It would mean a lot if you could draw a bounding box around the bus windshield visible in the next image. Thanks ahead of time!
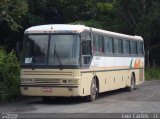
[22,34,80,67]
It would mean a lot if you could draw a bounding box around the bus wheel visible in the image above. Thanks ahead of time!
[127,74,135,92]
[86,78,98,102]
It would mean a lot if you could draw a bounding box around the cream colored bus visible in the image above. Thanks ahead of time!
[20,24,144,102]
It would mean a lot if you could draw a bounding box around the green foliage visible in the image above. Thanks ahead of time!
[0,0,160,67]
[145,68,160,80]
[0,0,28,31]
[0,47,20,102]
[97,3,114,12]
[72,20,105,29]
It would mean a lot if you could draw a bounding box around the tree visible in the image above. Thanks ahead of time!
[0,0,28,31]
[0,0,160,67]
[0,0,28,50]
[113,0,160,67]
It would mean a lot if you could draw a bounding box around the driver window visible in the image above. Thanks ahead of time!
[81,32,92,65]
[82,40,91,55]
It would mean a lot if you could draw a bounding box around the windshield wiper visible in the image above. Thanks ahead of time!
[54,44,63,70]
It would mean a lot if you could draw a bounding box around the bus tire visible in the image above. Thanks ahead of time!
[85,78,98,102]
[127,74,135,92]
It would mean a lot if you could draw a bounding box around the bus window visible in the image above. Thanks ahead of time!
[48,35,80,66]
[140,42,144,54]
[93,35,104,53]
[114,39,123,54]
[81,32,91,40]
[22,35,49,65]
[93,35,99,52]
[82,40,92,65]
[137,42,144,55]
[98,35,104,53]
[123,40,130,54]
[104,37,113,54]
[130,41,137,54]
[82,40,91,55]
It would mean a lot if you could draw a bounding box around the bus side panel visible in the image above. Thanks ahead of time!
[80,72,94,96]
[80,56,144,96]
[80,70,130,95]
[96,70,129,93]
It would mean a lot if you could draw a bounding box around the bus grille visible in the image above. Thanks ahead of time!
[23,71,73,76]
[34,78,60,84]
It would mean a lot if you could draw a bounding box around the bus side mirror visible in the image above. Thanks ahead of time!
[16,42,22,58]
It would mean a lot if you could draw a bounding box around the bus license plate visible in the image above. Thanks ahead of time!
[42,87,52,92]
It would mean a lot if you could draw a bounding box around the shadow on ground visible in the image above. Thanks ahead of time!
[28,87,136,105]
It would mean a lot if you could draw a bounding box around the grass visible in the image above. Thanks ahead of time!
[145,68,160,80]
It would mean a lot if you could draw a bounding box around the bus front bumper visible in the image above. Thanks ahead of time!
[20,85,80,97]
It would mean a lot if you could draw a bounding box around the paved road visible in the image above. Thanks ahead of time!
[0,80,160,118]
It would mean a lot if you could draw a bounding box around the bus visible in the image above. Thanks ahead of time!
[20,24,144,102]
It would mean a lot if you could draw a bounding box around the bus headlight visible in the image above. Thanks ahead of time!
[62,80,67,84]
[68,80,78,84]
[62,79,78,84]
[21,79,33,84]
[68,80,74,84]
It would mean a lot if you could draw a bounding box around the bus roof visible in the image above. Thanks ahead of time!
[25,24,143,41]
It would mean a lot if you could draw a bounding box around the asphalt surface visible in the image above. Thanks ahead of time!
[0,80,160,118]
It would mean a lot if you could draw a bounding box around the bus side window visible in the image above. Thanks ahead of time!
[130,40,137,54]
[104,37,113,54]
[141,42,144,54]
[93,35,98,52]
[123,40,130,54]
[93,34,104,53]
[137,41,144,55]
[82,40,91,55]
[82,40,91,65]
[98,35,104,53]
[114,39,123,54]
[81,32,92,65]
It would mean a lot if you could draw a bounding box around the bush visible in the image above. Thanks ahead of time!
[0,47,20,102]
[145,68,160,80]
